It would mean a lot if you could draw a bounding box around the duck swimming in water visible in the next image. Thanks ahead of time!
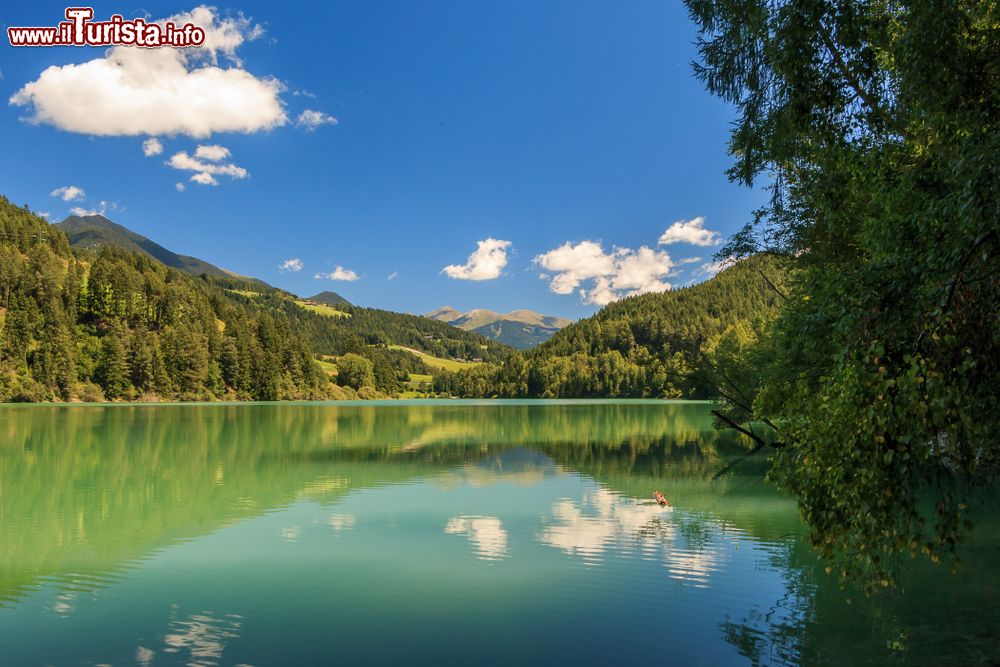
[653,490,669,508]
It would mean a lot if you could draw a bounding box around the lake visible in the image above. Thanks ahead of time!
[1,400,997,665]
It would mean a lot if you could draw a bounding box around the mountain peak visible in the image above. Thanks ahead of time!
[426,306,463,322]
[424,306,573,348]
[305,291,352,307]
[55,214,233,279]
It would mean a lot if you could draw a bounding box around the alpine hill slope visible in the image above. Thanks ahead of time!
[426,306,573,349]
[58,214,224,277]
[0,199,509,402]
[432,254,788,398]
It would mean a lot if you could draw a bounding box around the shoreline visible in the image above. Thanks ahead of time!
[0,397,715,408]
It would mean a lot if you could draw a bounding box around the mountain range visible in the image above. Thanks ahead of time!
[425,306,573,349]
[55,214,566,349]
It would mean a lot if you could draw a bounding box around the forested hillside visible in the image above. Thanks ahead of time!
[56,214,233,279]
[0,198,507,401]
[434,254,788,397]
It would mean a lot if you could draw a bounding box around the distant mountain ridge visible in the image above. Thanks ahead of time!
[306,291,351,307]
[426,306,572,349]
[55,214,268,286]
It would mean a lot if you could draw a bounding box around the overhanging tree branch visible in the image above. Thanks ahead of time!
[816,24,904,137]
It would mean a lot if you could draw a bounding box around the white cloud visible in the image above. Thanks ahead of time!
[297,109,338,131]
[279,258,303,273]
[38,211,51,219]
[442,238,512,281]
[387,271,399,281]
[194,144,230,161]
[175,182,186,192]
[314,266,358,281]
[142,137,163,156]
[167,148,247,185]
[9,7,286,138]
[535,241,673,305]
[658,216,722,247]
[189,172,218,186]
[69,200,118,217]
[50,185,85,201]
[533,241,614,295]
[693,258,735,278]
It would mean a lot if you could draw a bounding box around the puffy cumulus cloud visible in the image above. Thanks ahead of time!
[442,238,512,281]
[38,211,51,219]
[50,185,85,201]
[658,216,722,247]
[297,109,338,131]
[167,148,247,185]
[189,172,218,186]
[314,266,358,281]
[532,241,614,295]
[535,241,673,306]
[279,258,303,273]
[9,7,286,138]
[194,144,230,161]
[175,182,186,192]
[142,137,163,156]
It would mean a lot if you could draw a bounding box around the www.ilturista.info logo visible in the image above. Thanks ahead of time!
[8,7,206,47]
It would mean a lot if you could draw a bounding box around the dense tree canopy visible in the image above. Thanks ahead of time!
[436,255,788,399]
[0,198,507,402]
[685,0,999,590]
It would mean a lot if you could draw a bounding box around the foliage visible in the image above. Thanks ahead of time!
[0,198,350,401]
[436,255,788,398]
[335,353,375,390]
[0,199,512,401]
[686,0,1000,590]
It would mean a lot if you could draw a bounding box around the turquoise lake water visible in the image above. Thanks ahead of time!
[1,401,997,665]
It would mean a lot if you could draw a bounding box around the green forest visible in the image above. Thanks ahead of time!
[433,254,788,399]
[0,197,510,402]
[676,0,999,591]
[1,194,786,404]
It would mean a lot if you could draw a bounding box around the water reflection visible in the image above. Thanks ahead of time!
[538,488,726,588]
[0,402,996,665]
[328,513,356,532]
[540,489,668,565]
[444,516,509,561]
[162,609,244,667]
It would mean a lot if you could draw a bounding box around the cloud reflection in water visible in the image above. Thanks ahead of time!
[539,487,721,587]
[444,516,509,562]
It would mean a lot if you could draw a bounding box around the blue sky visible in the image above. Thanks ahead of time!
[0,1,762,319]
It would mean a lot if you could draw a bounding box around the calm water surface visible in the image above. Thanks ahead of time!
[1,401,997,666]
